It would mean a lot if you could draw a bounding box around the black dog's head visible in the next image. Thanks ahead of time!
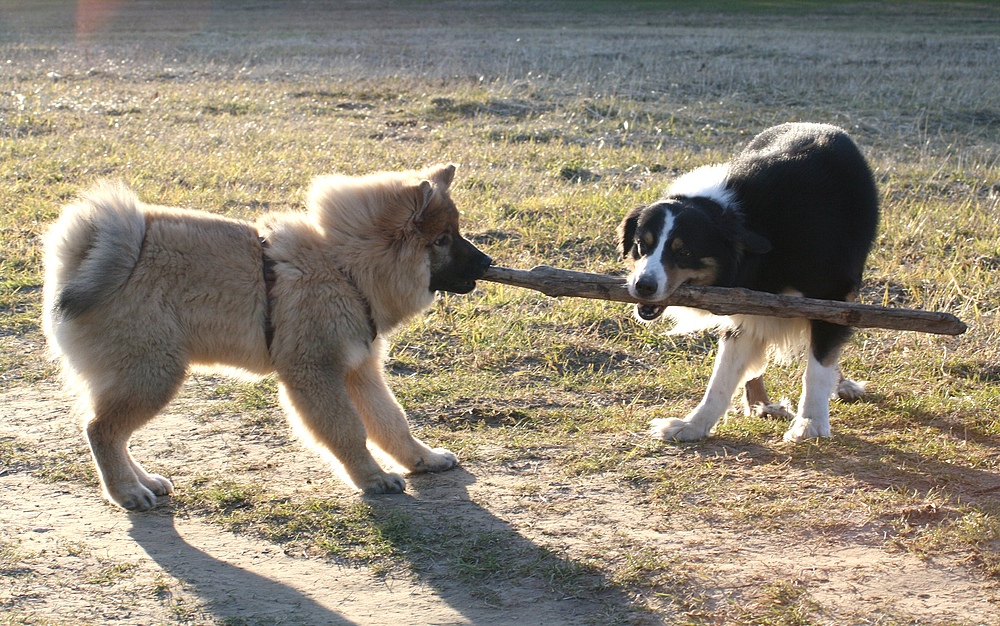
[618,196,771,320]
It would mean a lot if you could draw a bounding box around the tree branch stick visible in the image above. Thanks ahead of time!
[481,265,967,336]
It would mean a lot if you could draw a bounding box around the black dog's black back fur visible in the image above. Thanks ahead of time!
[727,123,879,301]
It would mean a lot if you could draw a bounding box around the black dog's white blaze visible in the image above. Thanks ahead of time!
[627,206,674,320]
[624,164,745,320]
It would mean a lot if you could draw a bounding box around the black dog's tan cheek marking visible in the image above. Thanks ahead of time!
[666,261,719,288]
[694,268,719,285]
[690,258,720,284]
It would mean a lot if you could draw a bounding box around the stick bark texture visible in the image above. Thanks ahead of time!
[481,265,967,336]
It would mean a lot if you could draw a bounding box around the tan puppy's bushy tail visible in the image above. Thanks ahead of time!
[43,181,146,330]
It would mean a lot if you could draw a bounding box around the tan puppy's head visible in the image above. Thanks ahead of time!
[406,164,493,294]
[307,163,491,299]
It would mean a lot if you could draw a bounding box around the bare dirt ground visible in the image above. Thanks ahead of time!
[2,378,997,625]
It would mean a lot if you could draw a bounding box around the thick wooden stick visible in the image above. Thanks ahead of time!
[481,265,967,336]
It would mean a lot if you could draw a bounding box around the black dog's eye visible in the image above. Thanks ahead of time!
[636,233,655,256]
[433,233,452,248]
[674,248,692,260]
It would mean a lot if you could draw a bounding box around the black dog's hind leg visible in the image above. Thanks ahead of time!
[784,321,853,442]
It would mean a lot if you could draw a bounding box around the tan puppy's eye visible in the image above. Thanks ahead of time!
[433,233,452,248]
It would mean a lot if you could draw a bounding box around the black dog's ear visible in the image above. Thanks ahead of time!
[618,206,644,259]
[734,227,772,255]
[721,211,772,255]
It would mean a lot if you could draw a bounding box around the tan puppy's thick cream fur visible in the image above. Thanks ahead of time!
[43,165,491,511]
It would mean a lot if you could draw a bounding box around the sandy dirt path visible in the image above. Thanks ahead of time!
[2,382,997,624]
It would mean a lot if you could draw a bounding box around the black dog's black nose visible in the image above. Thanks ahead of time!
[634,276,658,298]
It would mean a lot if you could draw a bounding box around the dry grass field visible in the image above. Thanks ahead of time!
[1,1,999,624]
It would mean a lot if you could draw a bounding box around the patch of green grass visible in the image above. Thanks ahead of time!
[0,614,56,626]
[731,580,819,626]
[176,478,414,565]
[0,435,96,485]
[213,378,279,413]
[88,560,138,586]
[0,334,57,384]
[0,539,31,577]
[209,378,287,436]
[899,503,1000,577]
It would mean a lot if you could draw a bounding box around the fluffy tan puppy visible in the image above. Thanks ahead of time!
[43,164,491,511]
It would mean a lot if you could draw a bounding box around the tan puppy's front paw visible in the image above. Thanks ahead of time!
[410,447,458,473]
[137,472,174,497]
[359,472,406,495]
[106,482,160,511]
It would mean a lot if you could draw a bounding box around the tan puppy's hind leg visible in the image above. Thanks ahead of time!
[743,375,770,415]
[86,372,181,511]
[743,375,795,420]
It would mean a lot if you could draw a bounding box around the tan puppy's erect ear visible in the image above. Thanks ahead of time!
[411,164,456,226]
[409,179,437,229]
[416,180,434,216]
[424,163,456,190]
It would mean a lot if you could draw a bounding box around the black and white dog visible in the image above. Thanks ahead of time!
[619,123,879,442]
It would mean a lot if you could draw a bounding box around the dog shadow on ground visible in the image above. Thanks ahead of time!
[814,393,1000,507]
[128,512,358,626]
[127,466,641,625]
[694,392,1000,522]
